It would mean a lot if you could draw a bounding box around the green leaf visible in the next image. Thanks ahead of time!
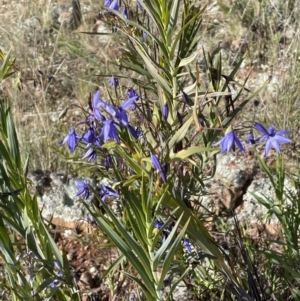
[123,272,157,301]
[171,146,217,160]
[157,217,190,289]
[178,52,198,69]
[153,213,185,270]
[134,44,172,96]
[85,203,157,297]
[168,116,193,150]
[166,0,180,45]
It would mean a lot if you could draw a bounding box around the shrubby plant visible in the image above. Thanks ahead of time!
[59,0,292,300]
[0,1,296,301]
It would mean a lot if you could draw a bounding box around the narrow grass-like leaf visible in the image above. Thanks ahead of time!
[157,217,190,289]
[168,116,193,150]
[166,0,180,45]
[171,146,217,159]
[86,206,157,298]
[153,213,184,270]
[123,272,157,301]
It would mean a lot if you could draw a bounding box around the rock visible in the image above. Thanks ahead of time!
[229,177,296,225]
[199,153,259,215]
[29,170,95,230]
[20,16,43,44]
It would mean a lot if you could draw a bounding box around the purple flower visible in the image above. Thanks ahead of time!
[103,119,120,144]
[254,122,291,157]
[82,127,96,144]
[49,279,60,289]
[105,154,112,171]
[104,0,111,6]
[98,184,119,202]
[214,130,246,153]
[54,260,61,271]
[182,91,193,106]
[246,132,255,145]
[183,239,192,254]
[163,104,169,120]
[214,130,245,153]
[101,101,118,117]
[60,128,80,153]
[137,2,143,11]
[75,179,90,200]
[127,88,139,100]
[89,91,105,121]
[154,219,164,229]
[115,95,139,126]
[122,95,138,110]
[82,147,97,162]
[122,7,128,19]
[109,0,119,10]
[109,77,119,87]
[150,153,167,183]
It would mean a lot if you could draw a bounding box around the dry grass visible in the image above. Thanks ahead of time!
[1,0,300,171]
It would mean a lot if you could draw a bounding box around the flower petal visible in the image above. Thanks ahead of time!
[122,96,138,110]
[264,139,272,157]
[254,122,269,135]
[234,136,245,153]
[93,91,101,108]
[270,137,281,153]
[274,135,292,144]
[268,125,276,136]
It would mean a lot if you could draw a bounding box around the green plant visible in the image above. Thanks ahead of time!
[0,50,79,300]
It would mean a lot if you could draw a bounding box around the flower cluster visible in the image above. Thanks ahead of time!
[215,122,291,157]
[75,179,119,202]
[60,87,139,162]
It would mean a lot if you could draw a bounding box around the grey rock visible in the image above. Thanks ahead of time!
[20,16,43,44]
[28,170,95,228]
[199,153,259,214]
[230,177,296,225]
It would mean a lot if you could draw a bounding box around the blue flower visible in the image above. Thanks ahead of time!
[154,219,164,229]
[98,184,119,202]
[103,119,120,144]
[60,128,80,153]
[109,0,119,10]
[150,153,167,183]
[182,91,193,106]
[82,147,97,162]
[82,127,96,144]
[246,131,256,145]
[49,279,60,289]
[109,77,119,87]
[122,7,128,19]
[183,239,192,254]
[105,154,112,171]
[75,179,90,200]
[137,1,143,11]
[254,122,291,157]
[115,95,139,126]
[127,88,139,100]
[104,0,111,6]
[215,130,245,153]
[89,91,105,122]
[163,104,169,121]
